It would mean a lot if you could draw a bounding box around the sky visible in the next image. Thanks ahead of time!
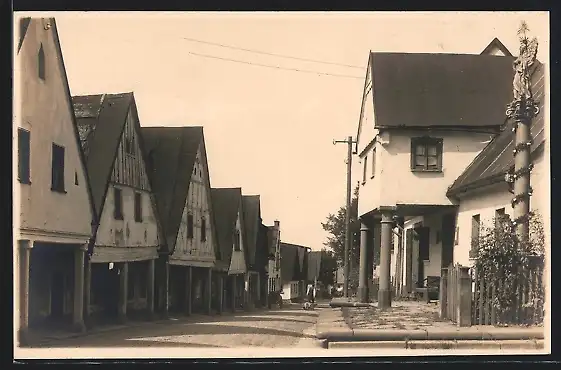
[32,11,549,250]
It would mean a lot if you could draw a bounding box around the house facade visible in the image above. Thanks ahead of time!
[142,126,220,317]
[211,188,249,311]
[354,45,517,305]
[242,195,267,309]
[266,221,282,296]
[279,242,310,301]
[447,61,546,267]
[15,17,96,342]
[72,92,160,324]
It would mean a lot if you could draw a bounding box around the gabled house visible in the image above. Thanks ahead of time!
[266,221,282,298]
[242,195,266,309]
[447,60,546,267]
[279,242,310,301]
[256,222,272,307]
[211,188,249,311]
[142,126,220,316]
[71,92,161,324]
[15,17,96,343]
[307,251,322,285]
[354,43,517,306]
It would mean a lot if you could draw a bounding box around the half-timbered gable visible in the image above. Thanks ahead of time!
[141,126,219,267]
[72,93,160,262]
[211,188,248,275]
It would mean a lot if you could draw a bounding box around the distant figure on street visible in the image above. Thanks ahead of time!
[306,284,315,304]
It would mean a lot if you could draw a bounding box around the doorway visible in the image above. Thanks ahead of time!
[416,227,430,287]
[50,272,65,319]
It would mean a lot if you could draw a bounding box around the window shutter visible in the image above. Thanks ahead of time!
[51,144,65,192]
[18,129,30,183]
[410,139,416,170]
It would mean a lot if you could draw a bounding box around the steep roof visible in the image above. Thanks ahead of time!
[447,61,546,197]
[280,243,300,284]
[72,92,135,217]
[140,126,206,255]
[211,188,244,268]
[368,52,515,129]
[254,223,270,273]
[480,37,513,57]
[17,17,31,52]
[307,251,322,281]
[242,195,261,269]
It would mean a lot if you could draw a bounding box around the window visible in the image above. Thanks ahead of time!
[125,136,134,155]
[201,217,207,241]
[18,128,31,184]
[234,230,241,251]
[411,137,443,172]
[187,214,194,239]
[371,149,376,178]
[495,208,509,231]
[74,171,79,185]
[362,155,368,183]
[134,192,142,222]
[38,44,45,80]
[51,144,65,192]
[114,188,123,220]
[469,214,481,258]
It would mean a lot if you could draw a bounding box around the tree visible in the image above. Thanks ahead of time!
[321,184,361,285]
[318,249,338,287]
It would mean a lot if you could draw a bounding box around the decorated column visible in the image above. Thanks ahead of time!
[505,21,540,244]
[358,220,370,303]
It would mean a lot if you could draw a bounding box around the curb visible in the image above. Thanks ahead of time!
[327,339,545,350]
[317,328,545,342]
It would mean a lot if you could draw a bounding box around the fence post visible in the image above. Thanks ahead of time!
[457,266,472,327]
[440,267,448,319]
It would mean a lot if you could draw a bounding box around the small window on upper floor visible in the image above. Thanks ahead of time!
[187,214,194,239]
[74,171,79,185]
[411,137,443,172]
[18,128,31,184]
[51,144,65,193]
[371,149,376,178]
[38,44,46,81]
[362,154,368,184]
[114,187,124,220]
[134,192,143,222]
[125,136,135,156]
[201,217,207,242]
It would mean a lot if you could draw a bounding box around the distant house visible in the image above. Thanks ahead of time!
[447,61,546,267]
[142,126,220,316]
[72,92,161,324]
[266,221,282,296]
[211,188,249,311]
[15,17,96,341]
[307,251,322,285]
[242,195,267,309]
[279,243,310,301]
[354,39,517,299]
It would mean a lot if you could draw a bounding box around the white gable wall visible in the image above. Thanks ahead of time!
[229,209,247,274]
[172,145,216,266]
[15,18,93,244]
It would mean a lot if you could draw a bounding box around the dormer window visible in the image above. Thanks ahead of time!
[38,44,46,80]
[411,137,443,172]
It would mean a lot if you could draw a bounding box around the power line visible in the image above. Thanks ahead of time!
[181,36,364,70]
[187,51,364,80]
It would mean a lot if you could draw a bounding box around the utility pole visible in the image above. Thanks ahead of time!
[333,136,356,298]
[505,21,539,244]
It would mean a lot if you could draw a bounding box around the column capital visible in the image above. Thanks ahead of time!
[19,240,34,250]
[79,244,89,252]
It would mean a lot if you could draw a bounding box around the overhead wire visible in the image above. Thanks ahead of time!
[186,51,364,80]
[181,36,364,69]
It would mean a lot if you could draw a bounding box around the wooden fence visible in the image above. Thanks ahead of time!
[470,256,545,326]
[440,257,545,327]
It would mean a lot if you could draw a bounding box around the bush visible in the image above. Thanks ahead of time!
[473,211,545,324]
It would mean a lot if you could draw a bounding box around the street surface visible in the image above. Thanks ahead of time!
[31,304,321,348]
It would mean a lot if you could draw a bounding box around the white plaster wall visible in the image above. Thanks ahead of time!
[360,130,493,215]
[172,147,215,262]
[15,18,93,241]
[454,151,546,267]
[229,210,247,274]
[95,185,159,247]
